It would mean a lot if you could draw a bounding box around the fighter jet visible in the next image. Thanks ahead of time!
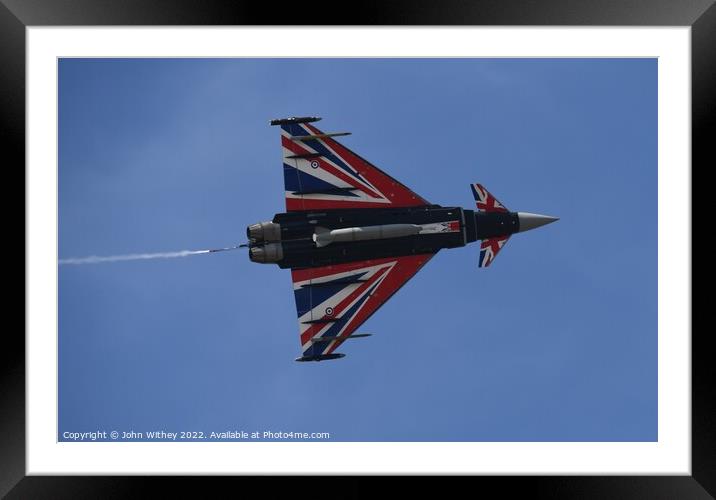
[248,117,558,362]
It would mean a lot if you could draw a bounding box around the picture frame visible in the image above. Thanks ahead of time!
[6,0,711,496]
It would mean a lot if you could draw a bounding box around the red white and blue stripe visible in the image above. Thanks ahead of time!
[478,235,510,268]
[281,122,429,211]
[291,255,433,358]
[471,183,508,213]
[471,183,511,267]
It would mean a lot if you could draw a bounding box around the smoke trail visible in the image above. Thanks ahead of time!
[59,248,234,265]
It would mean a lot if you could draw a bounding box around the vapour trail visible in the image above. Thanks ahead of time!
[59,246,239,265]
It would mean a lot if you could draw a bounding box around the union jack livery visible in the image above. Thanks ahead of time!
[291,256,432,361]
[471,183,508,213]
[479,236,510,268]
[247,117,558,362]
[471,183,511,267]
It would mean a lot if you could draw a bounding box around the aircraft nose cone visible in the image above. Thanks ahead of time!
[517,212,559,233]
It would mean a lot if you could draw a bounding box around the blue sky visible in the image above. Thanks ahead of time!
[58,58,657,441]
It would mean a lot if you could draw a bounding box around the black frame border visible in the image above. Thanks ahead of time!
[6,1,713,497]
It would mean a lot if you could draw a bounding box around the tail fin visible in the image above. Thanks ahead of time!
[471,183,509,213]
[471,183,510,267]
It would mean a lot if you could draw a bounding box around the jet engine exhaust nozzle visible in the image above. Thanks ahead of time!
[247,221,281,243]
[249,243,283,263]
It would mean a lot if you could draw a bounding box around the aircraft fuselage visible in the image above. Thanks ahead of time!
[247,205,520,269]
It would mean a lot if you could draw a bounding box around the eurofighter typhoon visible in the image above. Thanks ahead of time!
[248,117,558,362]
